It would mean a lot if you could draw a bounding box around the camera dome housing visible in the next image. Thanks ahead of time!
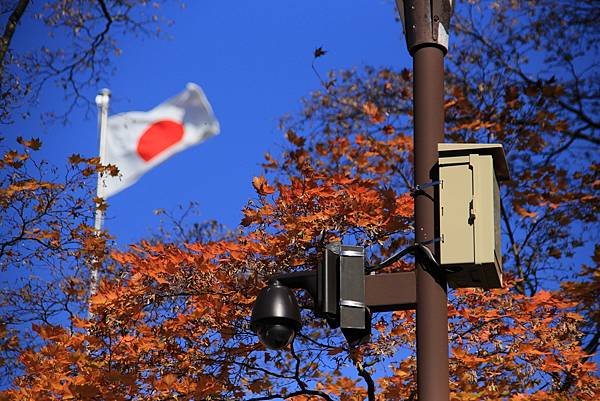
[250,284,301,349]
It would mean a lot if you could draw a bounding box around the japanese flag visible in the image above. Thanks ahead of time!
[99,83,220,198]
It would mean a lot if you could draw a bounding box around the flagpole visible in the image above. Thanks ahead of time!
[89,88,111,310]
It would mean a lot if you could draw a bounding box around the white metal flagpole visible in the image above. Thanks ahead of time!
[89,88,111,307]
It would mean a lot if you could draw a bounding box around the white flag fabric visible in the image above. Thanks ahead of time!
[99,83,220,198]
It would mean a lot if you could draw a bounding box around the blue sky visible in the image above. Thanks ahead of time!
[7,0,411,246]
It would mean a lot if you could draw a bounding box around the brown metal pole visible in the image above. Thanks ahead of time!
[396,1,452,397]
[413,46,449,400]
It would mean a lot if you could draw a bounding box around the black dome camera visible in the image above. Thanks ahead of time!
[250,283,301,350]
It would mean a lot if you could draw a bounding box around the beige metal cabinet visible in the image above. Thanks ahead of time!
[437,144,510,289]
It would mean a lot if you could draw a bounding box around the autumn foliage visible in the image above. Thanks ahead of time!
[1,0,599,400]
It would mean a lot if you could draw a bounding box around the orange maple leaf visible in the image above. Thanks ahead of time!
[515,205,537,219]
[285,129,305,147]
[17,136,42,150]
[362,101,385,124]
[252,176,275,196]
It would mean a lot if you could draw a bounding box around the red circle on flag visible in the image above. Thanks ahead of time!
[136,120,185,162]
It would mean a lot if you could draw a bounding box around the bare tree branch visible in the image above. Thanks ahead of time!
[0,0,29,75]
[354,359,376,401]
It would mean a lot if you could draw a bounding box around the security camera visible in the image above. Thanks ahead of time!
[250,283,302,350]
